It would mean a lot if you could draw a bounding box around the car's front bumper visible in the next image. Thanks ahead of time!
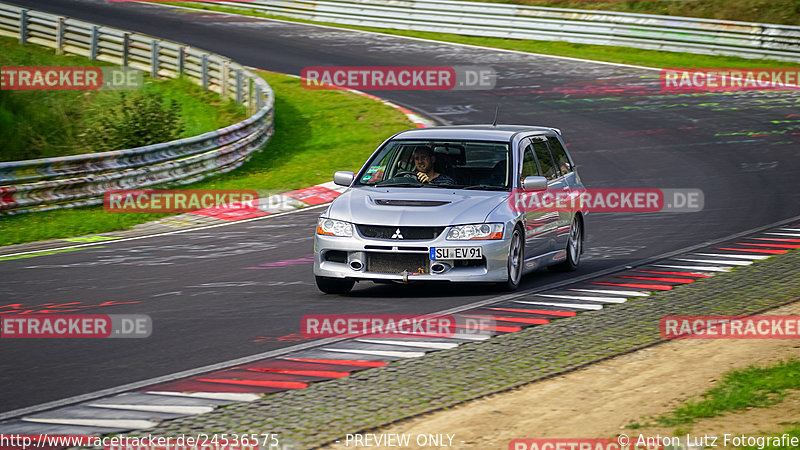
[313,231,511,283]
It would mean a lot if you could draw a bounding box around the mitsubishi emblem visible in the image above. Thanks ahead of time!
[391,228,404,239]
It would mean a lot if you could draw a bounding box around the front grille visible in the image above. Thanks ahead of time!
[356,225,444,240]
[366,253,429,274]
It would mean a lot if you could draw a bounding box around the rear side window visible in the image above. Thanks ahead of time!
[548,136,573,174]
[531,137,559,180]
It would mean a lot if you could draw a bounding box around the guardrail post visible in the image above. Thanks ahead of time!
[90,26,99,60]
[55,18,65,55]
[236,69,243,104]
[19,10,27,44]
[178,47,185,75]
[221,61,229,98]
[151,40,160,78]
[255,84,263,110]
[122,33,130,67]
[201,54,209,90]
[248,77,255,115]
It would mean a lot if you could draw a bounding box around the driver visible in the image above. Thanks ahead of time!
[412,146,455,186]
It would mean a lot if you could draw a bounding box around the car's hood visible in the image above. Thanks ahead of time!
[326,187,509,226]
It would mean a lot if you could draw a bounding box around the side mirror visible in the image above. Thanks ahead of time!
[521,176,548,191]
[333,171,354,187]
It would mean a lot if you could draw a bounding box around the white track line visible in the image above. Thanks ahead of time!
[355,339,458,350]
[87,404,214,415]
[321,348,427,358]
[764,232,800,237]
[673,258,753,266]
[569,289,650,297]
[145,391,260,402]
[653,264,730,272]
[514,300,603,310]
[21,418,156,429]
[536,294,627,304]
[692,253,769,260]
[447,333,491,341]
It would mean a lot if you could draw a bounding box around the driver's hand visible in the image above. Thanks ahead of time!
[416,172,430,183]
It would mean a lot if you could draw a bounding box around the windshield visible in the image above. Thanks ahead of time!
[356,139,511,190]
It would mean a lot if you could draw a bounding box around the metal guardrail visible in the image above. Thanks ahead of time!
[0,2,275,214]
[223,0,800,62]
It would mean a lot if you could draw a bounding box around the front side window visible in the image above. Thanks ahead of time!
[355,139,511,190]
[520,139,541,182]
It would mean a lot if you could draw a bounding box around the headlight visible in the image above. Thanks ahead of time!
[446,223,504,240]
[317,218,354,237]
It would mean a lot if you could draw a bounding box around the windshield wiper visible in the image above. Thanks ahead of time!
[375,182,423,187]
[461,185,509,191]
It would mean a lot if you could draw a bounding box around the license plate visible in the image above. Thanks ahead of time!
[429,247,483,260]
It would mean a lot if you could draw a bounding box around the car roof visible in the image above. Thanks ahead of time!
[391,125,559,141]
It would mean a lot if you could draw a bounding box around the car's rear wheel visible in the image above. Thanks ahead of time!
[315,276,355,295]
[499,226,523,291]
[550,216,582,272]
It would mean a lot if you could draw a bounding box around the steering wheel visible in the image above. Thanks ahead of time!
[395,171,418,178]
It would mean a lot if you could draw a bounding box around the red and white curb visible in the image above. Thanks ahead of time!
[1,223,798,438]
[184,181,348,223]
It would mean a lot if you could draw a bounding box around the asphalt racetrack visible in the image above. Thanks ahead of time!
[1,0,799,415]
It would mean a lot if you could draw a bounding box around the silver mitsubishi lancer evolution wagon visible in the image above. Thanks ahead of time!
[313,125,586,294]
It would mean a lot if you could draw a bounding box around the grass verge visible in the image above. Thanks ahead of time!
[627,359,800,432]
[463,0,800,27]
[0,35,245,161]
[0,71,413,246]
[159,3,798,69]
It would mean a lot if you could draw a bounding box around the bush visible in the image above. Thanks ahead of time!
[86,91,184,151]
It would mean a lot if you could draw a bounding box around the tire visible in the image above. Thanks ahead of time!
[315,276,355,295]
[549,216,582,272]
[499,226,524,291]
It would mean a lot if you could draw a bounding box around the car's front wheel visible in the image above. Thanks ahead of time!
[315,276,355,295]
[550,216,582,272]
[499,226,524,291]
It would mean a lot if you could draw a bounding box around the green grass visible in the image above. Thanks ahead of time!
[162,3,799,69]
[628,359,800,431]
[744,425,800,449]
[471,0,800,27]
[176,71,412,191]
[0,71,413,246]
[0,35,245,161]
